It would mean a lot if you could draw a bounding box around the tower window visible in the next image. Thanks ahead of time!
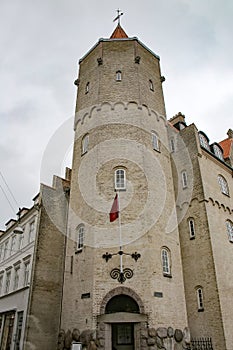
[181,171,188,189]
[81,134,89,155]
[196,287,204,311]
[116,70,122,81]
[76,224,85,251]
[115,169,126,190]
[188,218,195,239]
[152,132,159,151]
[85,82,90,94]
[161,247,171,276]
[226,220,233,242]
[149,79,154,91]
[170,138,175,152]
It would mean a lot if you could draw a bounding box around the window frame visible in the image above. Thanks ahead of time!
[213,144,224,160]
[13,265,20,291]
[181,171,188,189]
[76,224,85,251]
[114,169,126,191]
[218,175,229,196]
[196,287,204,311]
[161,247,171,277]
[188,218,195,239]
[226,220,233,243]
[10,235,17,255]
[152,132,159,151]
[81,134,89,155]
[199,132,210,150]
[149,79,154,91]
[85,82,90,94]
[5,270,11,294]
[28,221,35,244]
[24,261,30,287]
[116,70,122,81]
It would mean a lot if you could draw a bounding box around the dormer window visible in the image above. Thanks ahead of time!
[212,144,224,161]
[116,71,122,81]
[199,132,210,150]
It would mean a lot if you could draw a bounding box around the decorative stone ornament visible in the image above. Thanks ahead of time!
[174,329,183,342]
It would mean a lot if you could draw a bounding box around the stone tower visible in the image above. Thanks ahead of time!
[60,24,188,350]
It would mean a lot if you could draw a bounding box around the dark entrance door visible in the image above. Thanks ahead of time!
[112,323,134,350]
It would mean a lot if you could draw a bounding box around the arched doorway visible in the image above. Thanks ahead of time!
[98,287,147,350]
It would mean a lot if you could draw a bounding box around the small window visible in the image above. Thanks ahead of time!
[24,261,30,286]
[149,79,154,91]
[116,70,122,81]
[213,144,223,160]
[5,270,11,294]
[170,138,175,152]
[76,225,85,251]
[181,171,188,189]
[199,132,210,150]
[188,218,195,239]
[115,169,126,190]
[218,175,229,196]
[152,132,159,151]
[161,248,171,276]
[196,287,204,311]
[226,220,233,242]
[85,82,90,94]
[82,134,89,155]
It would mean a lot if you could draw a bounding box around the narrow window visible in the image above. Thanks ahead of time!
[76,225,85,251]
[5,270,11,294]
[115,169,126,190]
[218,175,229,196]
[3,240,9,260]
[188,218,195,239]
[28,221,35,243]
[85,82,90,94]
[181,171,188,188]
[82,134,89,155]
[196,287,204,311]
[0,245,3,262]
[13,266,20,290]
[149,79,154,91]
[226,220,233,242]
[24,261,30,286]
[152,132,159,151]
[116,70,122,81]
[161,248,171,276]
[10,235,16,255]
[0,274,3,295]
[170,138,175,152]
[18,234,24,250]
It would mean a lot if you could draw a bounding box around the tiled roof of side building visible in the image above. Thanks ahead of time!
[110,24,128,39]
[219,138,232,158]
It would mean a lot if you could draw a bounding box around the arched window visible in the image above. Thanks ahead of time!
[106,295,139,314]
[116,71,122,81]
[149,79,154,91]
[115,169,126,190]
[226,220,233,242]
[85,82,90,94]
[76,224,85,251]
[152,132,159,151]
[212,144,224,160]
[188,218,195,239]
[81,134,89,155]
[199,132,210,150]
[196,287,204,311]
[161,247,171,276]
[181,171,188,189]
[218,175,229,196]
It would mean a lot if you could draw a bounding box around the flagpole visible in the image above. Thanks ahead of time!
[118,191,123,273]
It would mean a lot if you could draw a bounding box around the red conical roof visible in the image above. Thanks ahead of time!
[110,24,128,39]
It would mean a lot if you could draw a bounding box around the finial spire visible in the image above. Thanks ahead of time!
[113,8,124,25]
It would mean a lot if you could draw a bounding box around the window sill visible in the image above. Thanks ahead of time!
[153,148,161,153]
[190,236,195,240]
[163,273,172,278]
[198,308,204,312]
[81,151,88,157]
[75,249,83,254]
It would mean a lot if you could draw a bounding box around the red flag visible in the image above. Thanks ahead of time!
[109,194,119,222]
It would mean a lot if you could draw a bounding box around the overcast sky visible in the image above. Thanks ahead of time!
[0,0,233,229]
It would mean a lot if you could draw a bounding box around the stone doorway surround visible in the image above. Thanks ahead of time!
[97,287,148,350]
